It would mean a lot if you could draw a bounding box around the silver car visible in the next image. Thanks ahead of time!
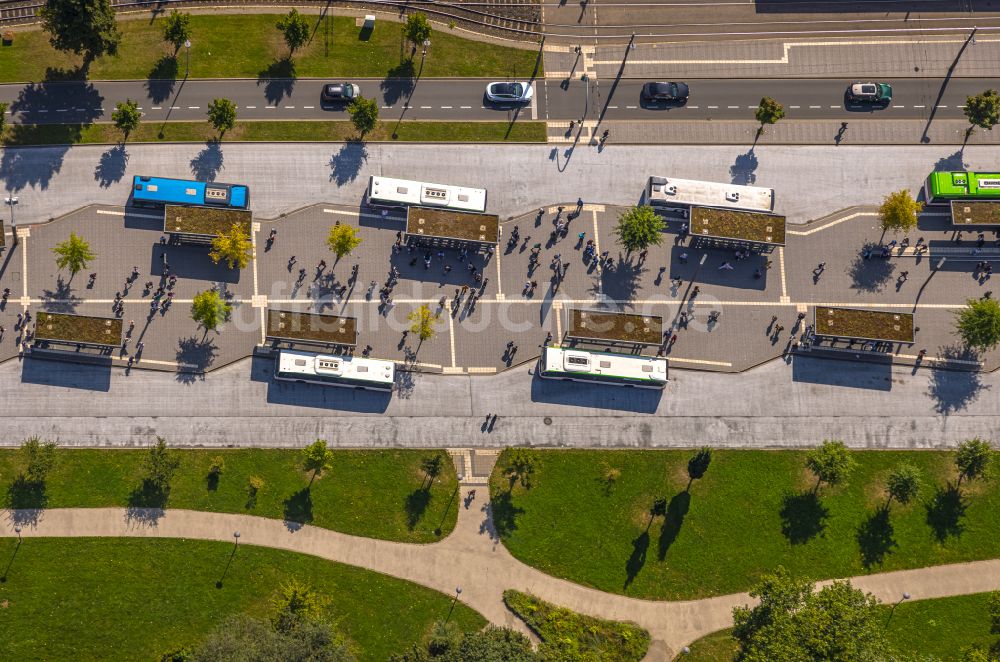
[485,81,534,104]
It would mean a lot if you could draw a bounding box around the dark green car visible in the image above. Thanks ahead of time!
[847,82,892,105]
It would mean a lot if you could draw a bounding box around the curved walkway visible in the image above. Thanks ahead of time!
[5,497,1000,660]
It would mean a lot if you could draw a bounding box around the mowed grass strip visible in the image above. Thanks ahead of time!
[0,14,541,82]
[489,449,1000,600]
[680,592,998,661]
[0,537,486,661]
[2,120,547,145]
[0,448,461,543]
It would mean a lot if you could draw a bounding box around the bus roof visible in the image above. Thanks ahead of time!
[566,309,663,345]
[647,176,774,213]
[277,349,394,384]
[928,171,1000,199]
[813,306,914,343]
[369,176,487,213]
[132,176,249,208]
[542,346,667,383]
[406,207,499,244]
[267,309,358,345]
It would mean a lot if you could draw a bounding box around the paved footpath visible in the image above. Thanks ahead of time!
[6,503,1000,660]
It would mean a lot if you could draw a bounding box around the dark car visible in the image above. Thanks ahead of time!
[641,81,689,103]
[320,83,360,105]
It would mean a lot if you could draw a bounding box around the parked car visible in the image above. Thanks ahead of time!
[847,82,892,105]
[641,81,690,103]
[321,83,360,104]
[485,81,534,104]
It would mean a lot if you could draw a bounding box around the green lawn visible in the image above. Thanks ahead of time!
[1,449,460,542]
[490,449,1000,600]
[0,537,485,661]
[2,120,547,146]
[0,14,541,82]
[679,592,997,661]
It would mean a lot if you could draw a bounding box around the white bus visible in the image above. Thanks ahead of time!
[274,349,394,391]
[366,176,487,213]
[538,347,668,389]
[646,176,774,213]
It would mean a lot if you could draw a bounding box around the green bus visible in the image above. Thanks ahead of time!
[925,171,1000,202]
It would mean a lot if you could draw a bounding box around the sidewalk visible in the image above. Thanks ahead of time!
[5,504,1000,660]
[547,119,1000,145]
[545,34,1000,80]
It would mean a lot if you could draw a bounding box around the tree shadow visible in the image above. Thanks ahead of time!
[328,139,369,187]
[6,475,47,526]
[125,478,169,526]
[257,58,296,106]
[42,276,81,312]
[623,530,649,590]
[489,489,523,538]
[927,345,987,415]
[730,148,758,185]
[848,243,895,293]
[282,487,313,531]
[779,491,829,544]
[657,490,690,561]
[856,507,896,569]
[206,471,220,492]
[405,487,432,530]
[145,55,178,104]
[925,483,966,541]
[175,335,218,383]
[596,255,644,301]
[94,143,129,188]
[933,149,967,176]
[189,139,224,182]
[380,60,416,106]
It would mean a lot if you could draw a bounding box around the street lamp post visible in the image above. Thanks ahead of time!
[887,591,910,626]
[14,525,21,543]
[233,530,241,547]
[4,196,17,227]
[184,39,192,78]
[422,39,431,59]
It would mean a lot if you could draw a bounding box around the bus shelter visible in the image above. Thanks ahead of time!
[405,207,499,251]
[163,205,252,245]
[266,309,357,348]
[688,206,785,253]
[564,308,663,348]
[810,306,914,352]
[33,311,123,359]
[950,200,1000,226]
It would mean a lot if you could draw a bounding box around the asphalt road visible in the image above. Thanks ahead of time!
[0,76,994,124]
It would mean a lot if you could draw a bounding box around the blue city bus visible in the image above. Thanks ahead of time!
[130,176,250,209]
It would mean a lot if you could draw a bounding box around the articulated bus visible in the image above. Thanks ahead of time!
[274,349,394,391]
[925,171,1000,203]
[366,176,487,213]
[538,346,668,389]
[131,176,250,209]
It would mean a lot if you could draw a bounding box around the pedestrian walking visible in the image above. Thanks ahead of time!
[898,270,909,282]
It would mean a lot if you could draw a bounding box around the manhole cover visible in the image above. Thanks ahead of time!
[543,417,552,425]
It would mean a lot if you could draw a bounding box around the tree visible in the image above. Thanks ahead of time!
[956,297,1000,351]
[192,614,354,662]
[209,223,253,269]
[52,232,96,277]
[143,437,180,491]
[965,89,1000,131]
[407,305,441,344]
[271,579,329,633]
[276,9,310,56]
[504,448,537,490]
[404,13,432,51]
[426,620,462,657]
[0,102,8,138]
[956,437,992,487]
[301,439,334,487]
[39,0,121,62]
[878,189,923,234]
[755,96,785,134]
[349,96,379,137]
[112,99,141,141]
[989,590,1000,635]
[961,646,992,662]
[207,98,237,137]
[19,436,57,483]
[732,567,889,661]
[190,289,232,333]
[162,10,191,54]
[326,223,363,262]
[885,462,921,507]
[390,626,535,662]
[805,439,857,492]
[612,205,664,254]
